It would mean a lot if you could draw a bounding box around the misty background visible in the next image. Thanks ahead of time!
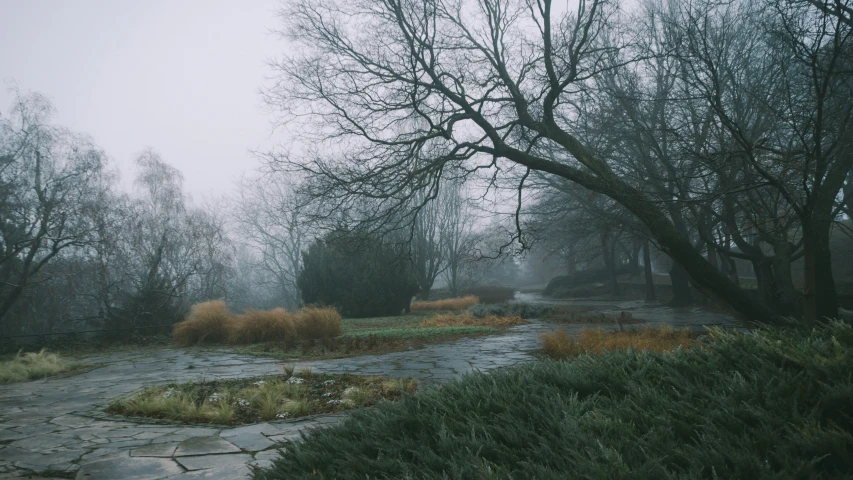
[1,0,281,197]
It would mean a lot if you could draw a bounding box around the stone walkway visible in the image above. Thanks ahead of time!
[0,297,739,479]
[0,322,557,479]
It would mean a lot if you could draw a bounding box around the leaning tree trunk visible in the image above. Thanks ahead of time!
[642,240,656,301]
[508,145,785,325]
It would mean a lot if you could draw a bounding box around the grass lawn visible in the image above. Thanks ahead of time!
[233,311,514,361]
[256,322,853,479]
[0,349,87,383]
[107,369,417,425]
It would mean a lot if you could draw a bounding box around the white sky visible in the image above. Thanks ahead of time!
[0,0,284,198]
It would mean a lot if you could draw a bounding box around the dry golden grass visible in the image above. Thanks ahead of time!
[411,295,479,311]
[296,307,343,339]
[230,308,297,345]
[419,312,525,328]
[541,325,696,359]
[172,300,234,346]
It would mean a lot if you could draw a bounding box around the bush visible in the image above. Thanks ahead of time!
[298,230,420,317]
[411,296,479,311]
[295,307,343,340]
[256,323,853,479]
[230,308,297,345]
[460,285,515,304]
[172,300,234,346]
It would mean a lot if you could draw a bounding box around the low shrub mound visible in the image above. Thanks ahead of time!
[411,295,479,311]
[172,300,233,346]
[419,312,525,328]
[460,285,515,304]
[256,323,853,479]
[230,308,297,345]
[295,307,343,339]
[107,369,417,425]
[0,349,81,383]
[541,325,695,358]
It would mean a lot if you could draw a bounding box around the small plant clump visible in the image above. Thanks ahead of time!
[541,325,696,359]
[107,369,417,425]
[411,296,479,311]
[0,349,81,383]
[172,300,234,346]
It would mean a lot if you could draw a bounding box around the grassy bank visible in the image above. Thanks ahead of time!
[256,323,853,479]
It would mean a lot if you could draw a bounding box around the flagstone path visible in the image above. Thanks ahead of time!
[0,296,739,479]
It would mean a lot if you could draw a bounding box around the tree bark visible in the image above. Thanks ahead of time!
[643,241,656,301]
[802,217,839,323]
[770,240,801,318]
[706,242,719,271]
[628,241,641,278]
[669,263,692,306]
[601,232,620,296]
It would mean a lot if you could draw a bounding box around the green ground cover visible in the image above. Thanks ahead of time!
[256,322,853,479]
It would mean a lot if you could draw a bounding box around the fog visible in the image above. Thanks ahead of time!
[1,0,282,196]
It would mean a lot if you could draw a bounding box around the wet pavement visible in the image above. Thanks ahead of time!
[0,296,740,479]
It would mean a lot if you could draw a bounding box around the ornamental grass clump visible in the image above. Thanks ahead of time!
[229,308,297,345]
[255,323,853,479]
[172,300,234,346]
[411,295,479,311]
[295,307,343,339]
[0,349,79,383]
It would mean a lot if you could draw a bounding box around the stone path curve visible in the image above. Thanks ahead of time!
[0,322,556,479]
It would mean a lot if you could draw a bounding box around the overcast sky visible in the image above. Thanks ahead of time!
[1,0,284,198]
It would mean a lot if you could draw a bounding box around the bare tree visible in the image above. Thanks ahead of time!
[439,181,479,296]
[674,0,853,322]
[267,0,786,324]
[233,173,309,309]
[0,89,109,332]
